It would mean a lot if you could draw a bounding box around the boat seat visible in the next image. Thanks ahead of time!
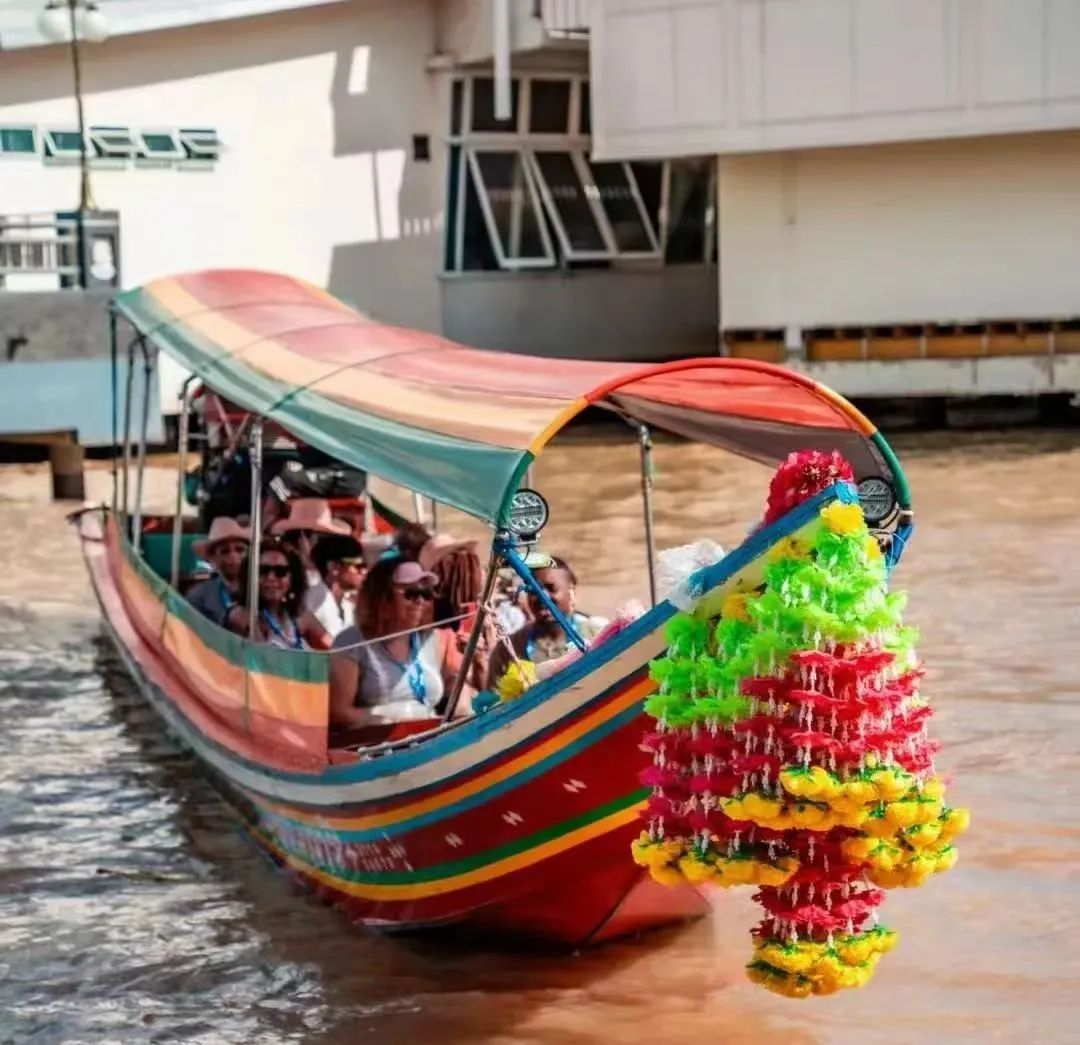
[141,531,206,582]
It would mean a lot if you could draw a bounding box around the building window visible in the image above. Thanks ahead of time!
[470,77,520,134]
[90,126,138,159]
[529,79,571,134]
[0,127,38,156]
[467,149,554,268]
[178,128,222,162]
[445,75,714,273]
[43,129,86,160]
[587,159,660,255]
[137,130,185,161]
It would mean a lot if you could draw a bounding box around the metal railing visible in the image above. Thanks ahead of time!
[534,0,590,39]
[0,214,80,281]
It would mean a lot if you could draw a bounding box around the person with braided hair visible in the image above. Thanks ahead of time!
[419,535,484,635]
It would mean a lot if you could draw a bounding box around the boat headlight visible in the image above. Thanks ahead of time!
[506,489,549,542]
[856,477,898,527]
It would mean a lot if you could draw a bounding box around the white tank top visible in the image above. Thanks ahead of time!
[355,631,446,710]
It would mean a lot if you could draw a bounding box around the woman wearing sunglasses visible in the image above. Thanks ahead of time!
[228,544,331,650]
[329,559,482,728]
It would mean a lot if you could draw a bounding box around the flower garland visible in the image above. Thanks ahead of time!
[632,450,969,998]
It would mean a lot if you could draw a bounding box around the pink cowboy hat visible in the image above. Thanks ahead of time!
[269,498,351,537]
[193,517,251,558]
[418,534,479,573]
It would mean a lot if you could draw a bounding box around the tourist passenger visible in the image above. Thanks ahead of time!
[392,521,432,563]
[419,534,482,634]
[329,560,483,728]
[485,556,607,688]
[269,497,352,543]
[228,543,331,650]
[179,558,215,598]
[301,535,367,638]
[185,517,250,626]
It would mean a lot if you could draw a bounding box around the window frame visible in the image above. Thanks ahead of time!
[465,146,556,270]
[444,73,714,274]
[42,128,87,160]
[526,148,614,262]
[581,156,663,260]
[178,127,222,161]
[137,128,185,161]
[0,125,39,159]
[89,125,139,159]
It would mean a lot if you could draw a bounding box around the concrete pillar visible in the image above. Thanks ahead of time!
[49,441,86,501]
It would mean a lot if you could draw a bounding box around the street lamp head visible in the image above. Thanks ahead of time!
[36,1,69,43]
[78,4,108,42]
[37,1,109,44]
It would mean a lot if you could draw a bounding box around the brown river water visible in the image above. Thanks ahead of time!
[1,428,1078,1044]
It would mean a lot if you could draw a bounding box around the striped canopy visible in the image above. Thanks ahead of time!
[115,270,907,525]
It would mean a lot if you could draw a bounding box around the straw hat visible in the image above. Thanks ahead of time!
[418,534,479,573]
[269,498,351,537]
[193,517,251,558]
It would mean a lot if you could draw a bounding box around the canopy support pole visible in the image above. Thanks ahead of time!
[247,419,265,640]
[493,0,511,121]
[119,337,136,525]
[109,307,118,513]
[170,377,198,589]
[412,491,425,526]
[131,337,155,553]
[502,541,586,652]
[638,422,658,607]
[443,547,501,721]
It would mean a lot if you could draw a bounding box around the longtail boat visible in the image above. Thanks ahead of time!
[76,269,912,947]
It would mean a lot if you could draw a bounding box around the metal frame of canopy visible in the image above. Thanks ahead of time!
[108,269,913,723]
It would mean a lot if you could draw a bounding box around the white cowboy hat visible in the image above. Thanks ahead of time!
[192,517,251,558]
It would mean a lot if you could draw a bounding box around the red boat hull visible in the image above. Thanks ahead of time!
[79,509,710,945]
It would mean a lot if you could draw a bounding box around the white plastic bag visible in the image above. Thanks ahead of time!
[656,539,726,609]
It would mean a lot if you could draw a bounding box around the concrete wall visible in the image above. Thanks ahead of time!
[441,264,718,360]
[589,0,1080,161]
[0,290,112,361]
[718,132,1080,330]
[794,355,1080,398]
[0,0,444,332]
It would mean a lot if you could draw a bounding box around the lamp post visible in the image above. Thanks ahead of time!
[37,0,108,287]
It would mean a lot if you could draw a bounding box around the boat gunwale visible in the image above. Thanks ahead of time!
[79,482,857,799]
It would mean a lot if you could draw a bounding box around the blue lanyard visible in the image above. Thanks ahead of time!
[216,577,234,614]
[261,609,303,649]
[404,631,427,703]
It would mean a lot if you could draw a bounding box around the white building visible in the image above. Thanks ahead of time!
[0,0,718,432]
[589,0,1080,397]
[4,0,1076,413]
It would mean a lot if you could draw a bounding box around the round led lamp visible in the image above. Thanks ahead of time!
[505,489,549,541]
[856,476,898,527]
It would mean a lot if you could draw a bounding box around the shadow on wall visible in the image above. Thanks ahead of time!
[325,39,442,333]
[441,266,720,362]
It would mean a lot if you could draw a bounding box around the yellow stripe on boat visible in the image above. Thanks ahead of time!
[258,800,644,901]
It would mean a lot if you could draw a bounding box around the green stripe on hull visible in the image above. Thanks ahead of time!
[256,787,649,886]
